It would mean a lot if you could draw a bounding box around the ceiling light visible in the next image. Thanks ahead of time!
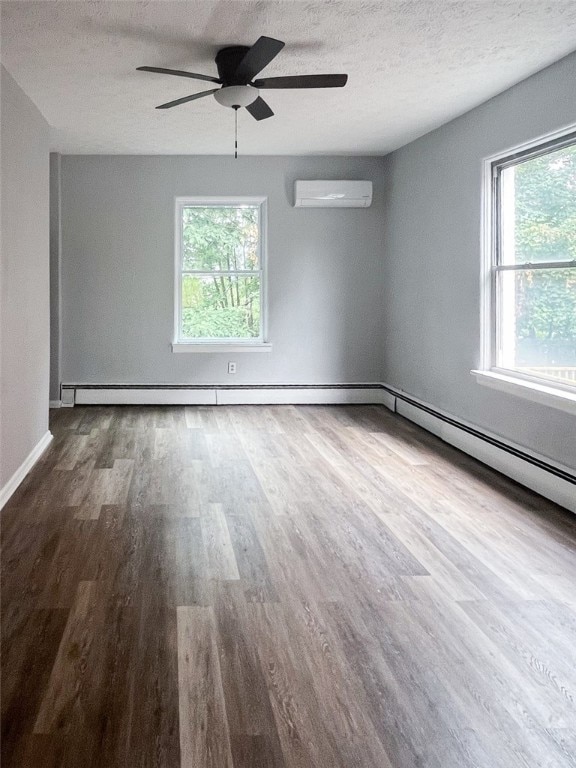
[214,85,259,109]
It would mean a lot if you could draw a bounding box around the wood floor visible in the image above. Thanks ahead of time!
[2,404,576,768]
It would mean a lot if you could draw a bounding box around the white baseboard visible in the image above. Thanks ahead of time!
[66,385,394,408]
[390,394,576,515]
[0,431,53,511]
[49,400,62,408]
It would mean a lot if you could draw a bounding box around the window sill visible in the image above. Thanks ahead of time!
[471,369,576,416]
[172,342,272,354]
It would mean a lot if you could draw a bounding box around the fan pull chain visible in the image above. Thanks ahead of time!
[234,106,239,159]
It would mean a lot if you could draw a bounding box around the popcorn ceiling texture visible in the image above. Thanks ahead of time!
[2,0,576,155]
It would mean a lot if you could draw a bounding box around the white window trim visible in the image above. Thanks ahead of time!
[173,196,270,351]
[172,342,272,353]
[475,124,576,412]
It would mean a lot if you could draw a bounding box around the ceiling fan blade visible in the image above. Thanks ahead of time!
[137,66,221,84]
[245,96,274,121]
[156,89,219,109]
[254,74,348,89]
[233,36,285,83]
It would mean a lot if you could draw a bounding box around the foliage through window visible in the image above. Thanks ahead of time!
[491,136,576,389]
[176,199,265,342]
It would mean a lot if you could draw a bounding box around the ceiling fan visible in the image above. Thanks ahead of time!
[137,35,348,120]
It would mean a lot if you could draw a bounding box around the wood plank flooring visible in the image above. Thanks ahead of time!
[2,404,576,767]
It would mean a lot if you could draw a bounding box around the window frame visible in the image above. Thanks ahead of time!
[172,196,270,352]
[475,127,576,412]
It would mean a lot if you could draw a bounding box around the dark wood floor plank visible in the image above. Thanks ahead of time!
[34,581,98,734]
[127,600,180,767]
[202,503,241,581]
[225,511,279,603]
[276,595,396,768]
[177,606,233,768]
[249,601,352,768]
[214,581,286,767]
[1,606,68,766]
[230,734,282,768]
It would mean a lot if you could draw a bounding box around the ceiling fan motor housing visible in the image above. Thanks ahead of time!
[215,46,252,85]
[214,46,260,109]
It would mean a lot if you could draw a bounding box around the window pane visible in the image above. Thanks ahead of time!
[497,268,576,386]
[182,206,259,271]
[181,274,261,339]
[500,143,576,264]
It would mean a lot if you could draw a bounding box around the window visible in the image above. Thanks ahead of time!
[174,197,268,349]
[483,133,576,397]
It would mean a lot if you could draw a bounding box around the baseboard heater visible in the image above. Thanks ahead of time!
[61,383,395,408]
[59,381,575,513]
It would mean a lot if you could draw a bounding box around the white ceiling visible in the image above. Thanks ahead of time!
[2,1,576,155]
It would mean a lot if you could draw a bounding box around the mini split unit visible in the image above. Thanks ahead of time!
[294,180,373,208]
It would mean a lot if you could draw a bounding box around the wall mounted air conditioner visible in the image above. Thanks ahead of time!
[294,180,373,208]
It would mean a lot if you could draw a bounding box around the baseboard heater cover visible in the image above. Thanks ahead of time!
[74,388,217,406]
[65,384,395,408]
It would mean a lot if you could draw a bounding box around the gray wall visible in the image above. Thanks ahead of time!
[60,155,386,386]
[1,66,50,488]
[381,51,576,470]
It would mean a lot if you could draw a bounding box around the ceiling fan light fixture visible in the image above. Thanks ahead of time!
[138,36,348,120]
[214,85,259,108]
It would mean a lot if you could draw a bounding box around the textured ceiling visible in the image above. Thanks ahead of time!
[2,1,576,155]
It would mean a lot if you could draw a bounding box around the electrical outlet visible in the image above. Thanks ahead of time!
[228,361,237,374]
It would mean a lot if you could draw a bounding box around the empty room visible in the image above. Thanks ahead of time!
[2,1,576,766]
